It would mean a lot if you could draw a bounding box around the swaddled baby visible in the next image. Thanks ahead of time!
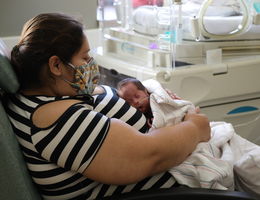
[117,78,195,130]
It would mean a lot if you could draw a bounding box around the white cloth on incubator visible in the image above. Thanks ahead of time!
[182,0,241,11]
[132,1,242,36]
[142,79,260,197]
[181,0,241,17]
[132,5,239,26]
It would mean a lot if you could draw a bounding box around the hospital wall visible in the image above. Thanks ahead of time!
[0,0,98,37]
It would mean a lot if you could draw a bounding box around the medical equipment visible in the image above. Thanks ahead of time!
[95,0,260,145]
[196,0,252,40]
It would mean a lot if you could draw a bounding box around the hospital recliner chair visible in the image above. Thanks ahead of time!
[0,39,257,200]
[0,41,42,200]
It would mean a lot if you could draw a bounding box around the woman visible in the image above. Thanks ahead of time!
[4,13,210,199]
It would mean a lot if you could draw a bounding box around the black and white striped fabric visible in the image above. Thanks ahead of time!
[93,85,148,133]
[4,85,177,200]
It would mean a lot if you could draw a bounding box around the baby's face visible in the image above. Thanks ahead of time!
[118,82,150,113]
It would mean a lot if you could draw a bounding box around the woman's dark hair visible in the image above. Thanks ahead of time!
[11,13,84,90]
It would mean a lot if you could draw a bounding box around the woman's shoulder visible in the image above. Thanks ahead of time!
[32,97,93,129]
[92,85,107,95]
[95,85,118,95]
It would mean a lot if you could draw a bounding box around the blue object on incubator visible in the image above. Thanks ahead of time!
[253,2,260,13]
[227,106,259,115]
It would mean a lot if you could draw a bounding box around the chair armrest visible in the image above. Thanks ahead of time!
[103,186,257,200]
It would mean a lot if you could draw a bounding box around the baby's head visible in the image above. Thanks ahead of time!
[117,78,150,113]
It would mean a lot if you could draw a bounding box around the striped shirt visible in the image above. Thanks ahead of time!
[4,85,177,200]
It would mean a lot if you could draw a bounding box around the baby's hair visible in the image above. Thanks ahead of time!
[117,78,146,91]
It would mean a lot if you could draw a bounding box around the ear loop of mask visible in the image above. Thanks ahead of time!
[62,77,81,90]
[60,64,82,90]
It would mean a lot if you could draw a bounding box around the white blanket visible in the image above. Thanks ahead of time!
[132,1,242,36]
[142,79,260,197]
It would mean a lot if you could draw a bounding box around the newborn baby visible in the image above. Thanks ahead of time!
[117,78,183,128]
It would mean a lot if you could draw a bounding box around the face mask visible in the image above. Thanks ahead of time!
[64,57,100,95]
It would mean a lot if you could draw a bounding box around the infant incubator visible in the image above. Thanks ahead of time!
[94,0,260,145]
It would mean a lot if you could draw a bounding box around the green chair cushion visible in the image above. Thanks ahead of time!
[0,53,19,93]
[0,102,41,200]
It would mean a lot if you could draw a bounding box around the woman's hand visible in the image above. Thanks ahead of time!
[183,109,211,143]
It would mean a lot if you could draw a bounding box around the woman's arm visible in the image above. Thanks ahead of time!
[32,99,210,186]
[84,111,210,185]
